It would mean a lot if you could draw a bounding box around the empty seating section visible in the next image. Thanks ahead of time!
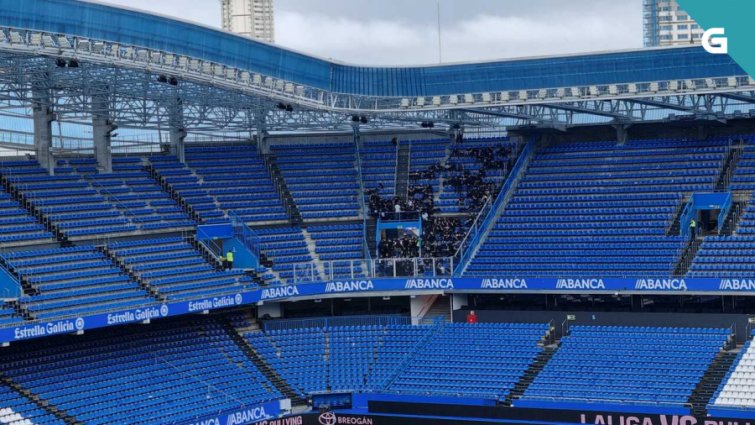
[87,157,195,232]
[0,384,65,425]
[712,331,755,409]
[465,139,726,277]
[0,303,24,327]
[0,161,54,244]
[389,323,548,399]
[309,225,367,279]
[272,143,360,220]
[361,141,396,201]
[689,179,755,277]
[245,324,430,396]
[247,328,327,395]
[152,147,287,225]
[522,326,729,407]
[2,157,193,239]
[6,246,155,319]
[0,317,281,425]
[257,228,314,284]
[328,326,387,392]
[688,236,755,277]
[108,237,256,301]
[729,136,755,191]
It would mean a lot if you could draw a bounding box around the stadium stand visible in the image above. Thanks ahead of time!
[409,139,449,197]
[711,331,755,410]
[257,227,316,284]
[244,323,433,396]
[388,323,549,399]
[309,224,367,279]
[5,246,156,320]
[0,303,23,327]
[521,326,730,408]
[2,157,195,239]
[0,383,65,425]
[0,316,282,425]
[270,142,361,221]
[241,321,548,400]
[438,139,515,214]
[465,138,726,277]
[728,138,755,191]
[87,158,195,232]
[360,141,397,201]
[151,147,288,225]
[106,237,256,301]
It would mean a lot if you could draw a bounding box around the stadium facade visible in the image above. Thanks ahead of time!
[0,1,754,424]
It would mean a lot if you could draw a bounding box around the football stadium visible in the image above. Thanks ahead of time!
[0,0,754,424]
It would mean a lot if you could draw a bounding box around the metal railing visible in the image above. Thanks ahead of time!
[195,227,224,267]
[263,315,414,332]
[379,315,445,391]
[292,257,454,283]
[717,191,733,233]
[679,200,694,239]
[355,137,373,263]
[228,210,261,259]
[453,137,536,275]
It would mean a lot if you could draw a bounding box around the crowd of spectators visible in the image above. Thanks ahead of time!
[368,185,435,221]
[370,138,513,263]
[378,234,420,259]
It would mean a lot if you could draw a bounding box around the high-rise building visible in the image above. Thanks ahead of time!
[220,0,275,44]
[643,0,704,47]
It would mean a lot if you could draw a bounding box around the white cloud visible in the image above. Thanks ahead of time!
[276,9,640,66]
[96,0,642,66]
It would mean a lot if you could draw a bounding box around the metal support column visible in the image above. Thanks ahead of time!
[169,98,186,163]
[32,87,54,174]
[91,93,115,173]
[613,123,632,146]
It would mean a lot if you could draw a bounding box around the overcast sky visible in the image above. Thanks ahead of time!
[97,0,643,65]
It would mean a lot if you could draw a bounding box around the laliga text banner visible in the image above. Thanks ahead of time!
[2,277,755,345]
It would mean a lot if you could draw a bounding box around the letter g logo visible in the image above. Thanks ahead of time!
[703,28,728,54]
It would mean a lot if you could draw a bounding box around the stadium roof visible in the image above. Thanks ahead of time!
[0,0,754,134]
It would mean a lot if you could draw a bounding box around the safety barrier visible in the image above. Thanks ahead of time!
[228,210,261,259]
[263,315,413,332]
[379,315,446,391]
[453,136,537,275]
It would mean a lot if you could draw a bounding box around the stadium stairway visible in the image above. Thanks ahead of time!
[0,374,80,425]
[674,236,704,276]
[666,199,687,236]
[395,143,411,202]
[421,295,451,324]
[146,162,201,223]
[218,313,308,407]
[264,153,302,226]
[365,217,377,258]
[689,350,739,416]
[719,199,747,237]
[504,345,559,407]
[716,139,745,191]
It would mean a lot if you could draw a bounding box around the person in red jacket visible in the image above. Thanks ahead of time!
[466,310,479,324]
